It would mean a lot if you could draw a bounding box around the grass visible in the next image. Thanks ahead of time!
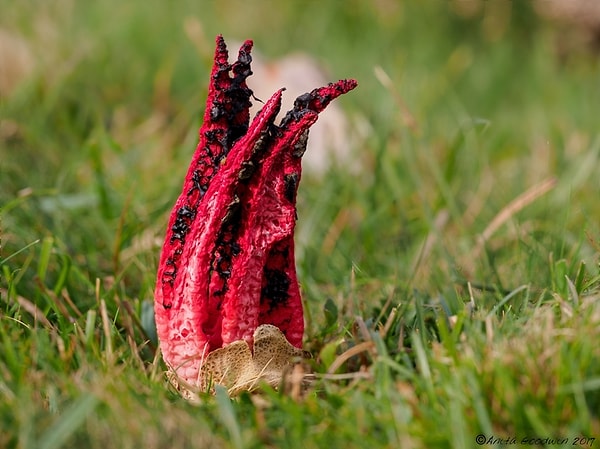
[1,1,600,448]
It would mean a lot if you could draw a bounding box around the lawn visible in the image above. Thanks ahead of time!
[1,1,599,448]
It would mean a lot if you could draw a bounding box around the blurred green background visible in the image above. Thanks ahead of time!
[1,0,599,321]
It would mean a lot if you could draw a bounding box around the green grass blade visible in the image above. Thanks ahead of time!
[37,394,99,449]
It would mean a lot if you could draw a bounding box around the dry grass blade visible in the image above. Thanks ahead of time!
[60,288,83,318]
[474,177,557,257]
[354,315,372,342]
[120,299,157,352]
[411,209,450,280]
[100,298,114,364]
[0,288,54,329]
[373,65,419,133]
[380,306,398,339]
[327,341,376,374]
[322,208,352,255]
[316,371,372,380]
[35,280,76,323]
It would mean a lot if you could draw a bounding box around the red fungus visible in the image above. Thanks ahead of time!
[154,35,357,392]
